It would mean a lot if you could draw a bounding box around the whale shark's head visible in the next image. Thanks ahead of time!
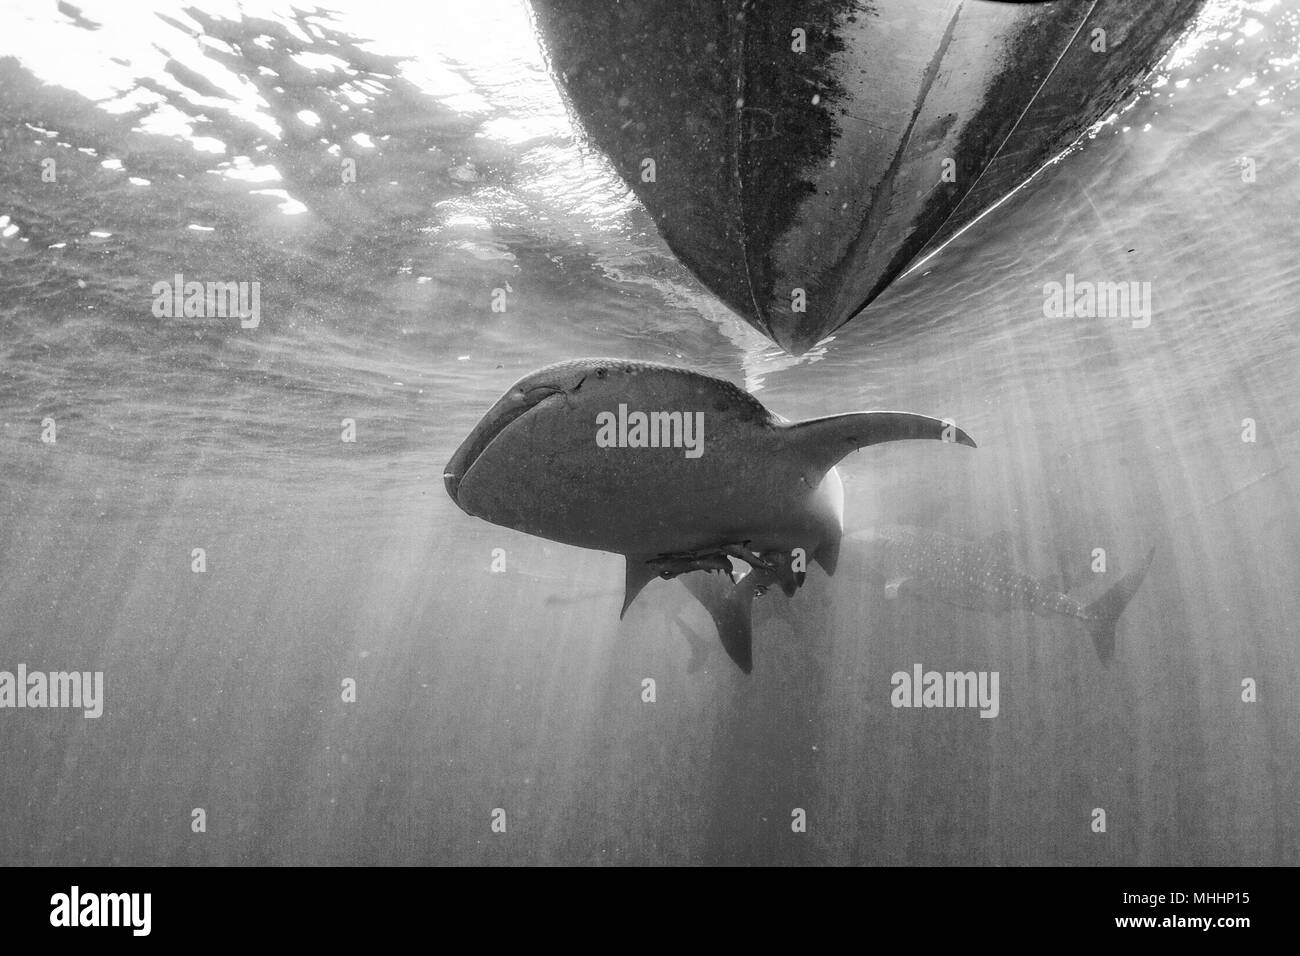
[443,361,596,509]
[444,357,756,517]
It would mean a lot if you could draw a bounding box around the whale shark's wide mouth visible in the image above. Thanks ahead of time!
[443,385,566,509]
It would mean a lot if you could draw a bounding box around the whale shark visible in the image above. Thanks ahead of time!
[671,524,1154,672]
[445,359,975,668]
[845,525,1154,662]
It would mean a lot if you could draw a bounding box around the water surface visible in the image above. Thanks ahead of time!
[0,0,1297,864]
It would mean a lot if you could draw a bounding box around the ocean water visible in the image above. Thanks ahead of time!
[0,0,1297,866]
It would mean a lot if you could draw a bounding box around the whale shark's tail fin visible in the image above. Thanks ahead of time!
[781,411,977,484]
[1083,548,1155,664]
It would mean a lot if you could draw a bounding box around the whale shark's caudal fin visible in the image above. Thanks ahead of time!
[1083,548,1156,664]
[782,412,976,484]
[621,555,659,619]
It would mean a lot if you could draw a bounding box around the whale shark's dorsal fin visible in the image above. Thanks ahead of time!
[621,555,659,619]
[781,412,976,485]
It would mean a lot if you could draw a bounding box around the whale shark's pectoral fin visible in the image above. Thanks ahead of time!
[715,576,759,673]
[621,555,660,619]
[678,568,766,673]
[782,411,976,484]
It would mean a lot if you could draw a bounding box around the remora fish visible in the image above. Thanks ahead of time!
[846,525,1154,662]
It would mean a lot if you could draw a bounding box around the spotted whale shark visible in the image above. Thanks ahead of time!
[445,359,976,672]
[845,525,1154,662]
